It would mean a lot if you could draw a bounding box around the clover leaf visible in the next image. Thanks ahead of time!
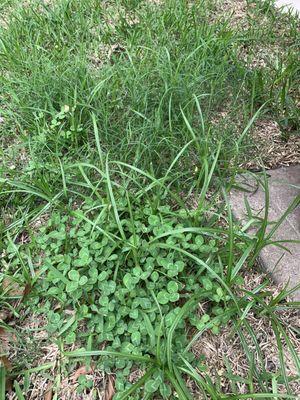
[145,378,160,394]
[98,271,108,281]
[68,269,80,281]
[123,273,138,290]
[131,331,141,346]
[75,247,90,266]
[195,235,204,246]
[169,292,180,302]
[167,281,178,294]
[66,281,78,293]
[160,383,172,397]
[157,290,169,305]
[151,271,159,282]
[148,215,160,226]
[79,275,88,286]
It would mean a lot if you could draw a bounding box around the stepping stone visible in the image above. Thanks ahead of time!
[276,0,300,13]
[230,166,300,301]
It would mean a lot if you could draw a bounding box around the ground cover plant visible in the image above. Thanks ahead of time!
[0,0,299,399]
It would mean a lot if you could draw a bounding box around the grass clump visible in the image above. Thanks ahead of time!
[0,0,256,177]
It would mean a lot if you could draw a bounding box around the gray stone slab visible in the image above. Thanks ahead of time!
[276,0,300,13]
[230,166,300,301]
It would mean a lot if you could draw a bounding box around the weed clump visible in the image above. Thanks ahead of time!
[11,191,238,395]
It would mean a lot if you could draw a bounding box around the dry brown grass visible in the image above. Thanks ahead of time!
[242,119,300,169]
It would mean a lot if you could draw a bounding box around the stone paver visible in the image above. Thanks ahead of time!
[230,166,300,301]
[276,0,300,13]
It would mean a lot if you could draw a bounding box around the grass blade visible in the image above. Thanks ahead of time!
[64,350,154,364]
[14,381,25,400]
[105,158,126,241]
[0,365,5,400]
[118,367,156,400]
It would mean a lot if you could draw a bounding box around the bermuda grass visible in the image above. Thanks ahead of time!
[0,0,299,399]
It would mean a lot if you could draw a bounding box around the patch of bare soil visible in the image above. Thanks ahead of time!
[211,107,300,169]
[208,0,250,29]
[88,2,139,71]
[1,141,31,175]
[242,119,300,169]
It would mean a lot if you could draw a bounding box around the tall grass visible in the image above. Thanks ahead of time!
[0,0,260,176]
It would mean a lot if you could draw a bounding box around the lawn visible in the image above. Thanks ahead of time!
[0,0,299,399]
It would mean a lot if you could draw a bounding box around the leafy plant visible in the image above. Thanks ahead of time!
[6,184,239,397]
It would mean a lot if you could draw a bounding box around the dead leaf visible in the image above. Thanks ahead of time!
[2,278,24,296]
[0,309,12,322]
[16,230,30,244]
[53,303,62,312]
[0,327,17,352]
[71,365,93,382]
[0,355,11,370]
[22,283,32,298]
[44,382,53,400]
[105,375,115,400]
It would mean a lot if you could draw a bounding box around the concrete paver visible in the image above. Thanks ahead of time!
[276,0,300,13]
[230,166,300,300]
